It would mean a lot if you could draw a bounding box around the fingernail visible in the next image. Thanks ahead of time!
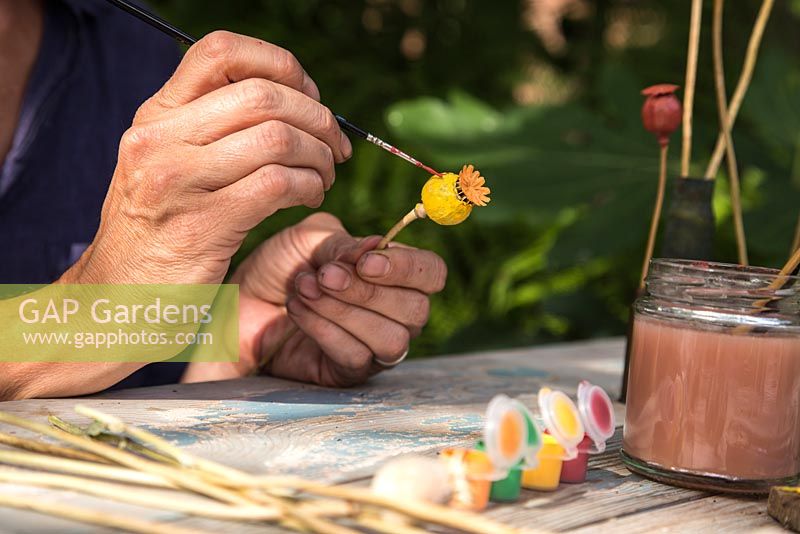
[359,252,390,277]
[340,131,353,159]
[296,273,321,300]
[319,263,351,291]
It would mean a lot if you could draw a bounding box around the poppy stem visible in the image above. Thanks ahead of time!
[680,0,703,177]
[377,204,428,250]
[712,0,748,265]
[640,144,669,289]
[704,0,775,179]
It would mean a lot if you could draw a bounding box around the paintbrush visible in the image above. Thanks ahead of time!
[103,0,442,176]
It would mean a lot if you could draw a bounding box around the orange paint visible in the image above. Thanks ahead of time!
[440,448,492,511]
[499,411,523,460]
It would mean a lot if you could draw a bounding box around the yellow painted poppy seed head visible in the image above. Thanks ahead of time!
[420,165,490,226]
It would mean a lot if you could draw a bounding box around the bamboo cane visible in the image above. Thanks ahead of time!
[712,0,748,265]
[704,0,775,178]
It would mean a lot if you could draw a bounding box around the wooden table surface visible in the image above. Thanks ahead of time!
[0,338,783,533]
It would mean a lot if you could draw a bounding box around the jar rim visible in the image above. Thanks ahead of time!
[650,258,800,283]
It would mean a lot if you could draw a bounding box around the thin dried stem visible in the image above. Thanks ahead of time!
[0,449,173,488]
[791,215,800,257]
[640,145,669,289]
[0,468,281,521]
[0,493,200,534]
[704,0,775,179]
[712,0,748,265]
[0,431,107,464]
[0,411,252,506]
[680,0,703,177]
[377,204,427,250]
[49,416,178,465]
[271,479,525,534]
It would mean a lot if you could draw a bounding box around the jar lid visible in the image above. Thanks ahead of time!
[537,387,584,459]
[484,394,542,473]
[576,380,615,453]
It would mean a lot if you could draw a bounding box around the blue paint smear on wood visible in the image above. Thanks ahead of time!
[219,400,357,421]
[487,366,550,378]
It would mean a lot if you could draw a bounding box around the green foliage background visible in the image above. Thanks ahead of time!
[150,0,800,356]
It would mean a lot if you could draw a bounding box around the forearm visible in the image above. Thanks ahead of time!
[0,362,145,400]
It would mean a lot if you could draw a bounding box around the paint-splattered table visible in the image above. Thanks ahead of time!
[0,338,781,533]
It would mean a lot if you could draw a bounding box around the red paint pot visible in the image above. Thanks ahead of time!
[559,435,592,483]
[559,381,615,484]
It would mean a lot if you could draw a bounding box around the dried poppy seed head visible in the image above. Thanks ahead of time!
[641,84,682,146]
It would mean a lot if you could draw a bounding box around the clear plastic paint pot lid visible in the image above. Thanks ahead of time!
[576,380,615,453]
[537,387,584,458]
[484,394,542,473]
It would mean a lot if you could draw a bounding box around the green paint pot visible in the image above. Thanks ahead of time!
[475,440,522,502]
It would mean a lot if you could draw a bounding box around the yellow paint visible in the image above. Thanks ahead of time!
[440,448,492,511]
[499,411,523,460]
[421,173,472,226]
[553,395,581,439]
[521,435,564,491]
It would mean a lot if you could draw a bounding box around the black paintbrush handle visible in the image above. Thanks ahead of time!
[334,115,369,141]
[105,0,198,46]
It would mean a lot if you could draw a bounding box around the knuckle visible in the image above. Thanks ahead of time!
[119,125,159,161]
[274,48,304,81]
[237,78,275,113]
[258,166,292,199]
[430,257,448,293]
[198,30,238,61]
[408,295,430,329]
[379,328,410,360]
[323,147,335,170]
[260,121,294,156]
[358,282,382,307]
[319,107,338,136]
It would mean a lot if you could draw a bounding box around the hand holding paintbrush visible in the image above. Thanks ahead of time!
[103,0,442,178]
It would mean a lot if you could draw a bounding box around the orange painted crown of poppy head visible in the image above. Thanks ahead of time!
[457,164,491,207]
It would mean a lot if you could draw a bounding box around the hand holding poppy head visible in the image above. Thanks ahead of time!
[641,84,682,147]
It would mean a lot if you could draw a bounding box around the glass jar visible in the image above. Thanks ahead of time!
[622,259,800,494]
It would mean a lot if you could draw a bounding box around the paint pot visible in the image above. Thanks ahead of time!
[479,394,542,502]
[483,394,541,473]
[475,440,522,502]
[560,381,616,484]
[537,387,584,460]
[521,434,565,491]
[519,387,584,491]
[439,447,493,511]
